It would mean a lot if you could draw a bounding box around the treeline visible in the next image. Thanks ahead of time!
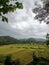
[0,36,45,45]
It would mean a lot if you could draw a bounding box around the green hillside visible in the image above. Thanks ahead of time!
[0,36,18,45]
[0,36,46,45]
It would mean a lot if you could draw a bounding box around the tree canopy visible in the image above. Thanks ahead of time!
[33,0,49,24]
[0,0,23,23]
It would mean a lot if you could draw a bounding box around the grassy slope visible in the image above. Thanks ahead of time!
[0,44,49,65]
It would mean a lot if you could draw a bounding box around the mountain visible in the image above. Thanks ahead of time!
[0,36,19,45]
[34,38,46,42]
[0,36,46,45]
[20,38,46,43]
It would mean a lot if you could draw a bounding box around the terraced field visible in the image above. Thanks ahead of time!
[0,44,49,65]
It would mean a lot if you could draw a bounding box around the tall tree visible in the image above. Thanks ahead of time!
[33,0,49,24]
[0,0,23,23]
[46,33,49,45]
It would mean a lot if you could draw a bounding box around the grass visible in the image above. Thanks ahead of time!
[0,44,49,65]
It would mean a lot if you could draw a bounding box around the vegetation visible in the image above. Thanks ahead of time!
[33,0,49,24]
[0,36,19,45]
[0,44,49,65]
[0,36,45,45]
[4,55,12,65]
[27,53,49,65]
[0,0,23,22]
[3,53,49,65]
[0,0,49,24]
[46,34,49,45]
[0,0,49,65]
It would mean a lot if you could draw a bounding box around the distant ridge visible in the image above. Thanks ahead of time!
[20,38,46,43]
[0,36,46,45]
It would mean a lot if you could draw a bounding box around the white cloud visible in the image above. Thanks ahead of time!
[0,0,49,39]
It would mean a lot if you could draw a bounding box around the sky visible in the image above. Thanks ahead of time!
[0,0,49,39]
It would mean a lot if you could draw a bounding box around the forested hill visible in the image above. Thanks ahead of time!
[0,36,45,45]
[0,36,19,45]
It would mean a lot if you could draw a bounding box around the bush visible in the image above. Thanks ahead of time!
[27,53,49,65]
[4,55,12,65]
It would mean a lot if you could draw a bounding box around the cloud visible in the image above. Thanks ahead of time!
[0,0,49,39]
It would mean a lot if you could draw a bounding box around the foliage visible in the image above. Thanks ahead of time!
[33,0,49,24]
[0,44,49,65]
[0,0,23,22]
[46,34,49,45]
[0,36,45,45]
[4,55,12,65]
[13,59,23,65]
[27,53,49,65]
[0,36,19,45]
[4,55,23,65]
[3,53,49,65]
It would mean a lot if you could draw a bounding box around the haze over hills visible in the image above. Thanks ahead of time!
[20,38,46,43]
[0,36,46,45]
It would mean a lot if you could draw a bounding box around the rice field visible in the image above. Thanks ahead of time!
[0,44,49,65]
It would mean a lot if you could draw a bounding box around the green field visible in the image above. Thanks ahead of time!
[0,44,49,65]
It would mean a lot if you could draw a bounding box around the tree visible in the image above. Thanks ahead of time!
[46,34,49,45]
[33,0,49,24]
[0,0,23,23]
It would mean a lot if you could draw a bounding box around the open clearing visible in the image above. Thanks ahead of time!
[0,44,49,65]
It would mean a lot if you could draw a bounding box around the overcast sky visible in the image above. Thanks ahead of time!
[0,0,49,39]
